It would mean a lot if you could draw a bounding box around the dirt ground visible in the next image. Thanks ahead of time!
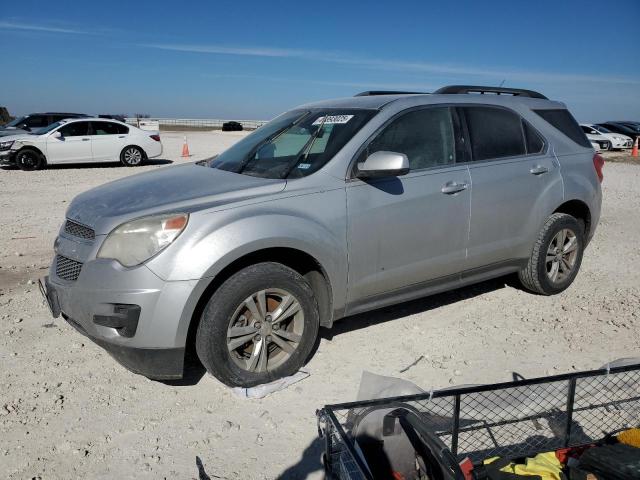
[1,132,639,479]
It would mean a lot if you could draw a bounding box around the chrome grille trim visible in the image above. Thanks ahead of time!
[64,220,95,240]
[55,255,83,282]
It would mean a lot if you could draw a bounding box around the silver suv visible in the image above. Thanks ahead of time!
[40,85,603,387]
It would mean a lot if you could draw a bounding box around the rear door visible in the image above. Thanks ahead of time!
[462,106,563,270]
[90,121,128,162]
[46,121,92,164]
[346,106,471,309]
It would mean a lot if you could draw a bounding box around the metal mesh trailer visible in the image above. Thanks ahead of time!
[317,363,640,479]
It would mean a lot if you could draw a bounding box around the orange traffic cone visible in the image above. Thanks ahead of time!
[632,137,639,158]
[181,136,191,158]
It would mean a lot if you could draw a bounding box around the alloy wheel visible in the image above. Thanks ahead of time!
[226,288,304,373]
[123,148,142,165]
[546,228,579,283]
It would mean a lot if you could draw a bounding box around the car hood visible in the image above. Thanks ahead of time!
[66,163,287,234]
[0,129,30,138]
[0,132,35,142]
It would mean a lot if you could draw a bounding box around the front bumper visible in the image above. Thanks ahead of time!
[0,149,15,165]
[40,252,197,379]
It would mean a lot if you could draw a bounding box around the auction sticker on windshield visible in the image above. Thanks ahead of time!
[312,115,354,125]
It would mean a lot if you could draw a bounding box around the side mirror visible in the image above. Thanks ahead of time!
[356,151,409,179]
[52,131,62,139]
[20,124,31,131]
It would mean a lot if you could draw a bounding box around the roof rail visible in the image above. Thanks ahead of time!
[354,90,428,97]
[434,85,548,99]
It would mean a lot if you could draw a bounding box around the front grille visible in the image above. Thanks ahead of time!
[64,219,95,240]
[55,255,83,282]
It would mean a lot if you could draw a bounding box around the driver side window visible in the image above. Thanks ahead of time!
[58,122,90,137]
[364,107,456,171]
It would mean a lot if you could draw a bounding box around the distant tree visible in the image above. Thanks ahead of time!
[0,106,12,125]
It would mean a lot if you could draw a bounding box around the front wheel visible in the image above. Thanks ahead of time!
[15,149,45,171]
[518,213,585,295]
[120,146,145,166]
[195,262,320,387]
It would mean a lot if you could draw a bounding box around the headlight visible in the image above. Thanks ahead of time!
[97,213,189,267]
[0,140,14,151]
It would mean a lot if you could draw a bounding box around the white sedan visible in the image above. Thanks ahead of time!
[0,118,163,170]
[581,123,633,150]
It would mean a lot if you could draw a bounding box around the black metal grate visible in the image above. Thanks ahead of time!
[64,219,95,240]
[318,364,640,479]
[55,255,83,281]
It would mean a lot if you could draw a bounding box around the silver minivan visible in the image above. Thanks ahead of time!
[40,85,603,387]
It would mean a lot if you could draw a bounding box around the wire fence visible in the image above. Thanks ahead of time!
[124,117,268,131]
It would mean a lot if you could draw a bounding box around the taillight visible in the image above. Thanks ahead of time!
[150,134,160,142]
[593,153,604,183]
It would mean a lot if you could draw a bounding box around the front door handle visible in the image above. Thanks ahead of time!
[82,138,91,141]
[530,165,549,175]
[441,181,468,195]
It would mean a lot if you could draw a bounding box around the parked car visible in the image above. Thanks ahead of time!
[596,122,640,141]
[40,85,603,387]
[0,112,87,137]
[582,124,633,149]
[98,114,127,123]
[0,118,162,170]
[579,125,611,151]
[589,140,602,152]
[222,121,243,131]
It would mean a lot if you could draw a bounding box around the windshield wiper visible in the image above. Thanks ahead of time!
[280,115,328,179]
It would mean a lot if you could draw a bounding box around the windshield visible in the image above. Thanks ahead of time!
[4,116,26,128]
[211,108,376,178]
[594,125,611,134]
[33,121,64,135]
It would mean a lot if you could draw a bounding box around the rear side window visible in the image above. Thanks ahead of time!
[463,107,526,161]
[523,121,545,154]
[364,107,456,170]
[91,121,127,135]
[533,109,591,148]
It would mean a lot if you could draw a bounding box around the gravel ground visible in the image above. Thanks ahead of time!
[1,133,639,479]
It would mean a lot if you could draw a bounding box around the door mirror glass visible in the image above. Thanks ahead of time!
[356,151,409,179]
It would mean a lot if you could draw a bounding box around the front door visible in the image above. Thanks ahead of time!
[46,121,92,164]
[346,106,471,312]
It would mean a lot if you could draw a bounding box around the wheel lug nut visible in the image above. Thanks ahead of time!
[273,324,279,331]
[254,322,261,329]
[266,335,272,342]
[254,334,261,341]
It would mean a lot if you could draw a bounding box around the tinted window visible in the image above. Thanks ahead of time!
[523,121,545,154]
[364,107,456,170]
[91,121,127,135]
[533,109,591,148]
[23,115,49,128]
[464,107,526,160]
[58,121,90,137]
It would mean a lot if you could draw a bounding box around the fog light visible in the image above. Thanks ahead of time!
[93,304,141,338]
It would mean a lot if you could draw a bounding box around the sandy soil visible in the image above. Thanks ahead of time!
[1,133,639,479]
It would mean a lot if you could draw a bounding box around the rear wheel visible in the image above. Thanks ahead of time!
[120,146,145,166]
[15,149,45,171]
[518,213,584,295]
[195,262,320,387]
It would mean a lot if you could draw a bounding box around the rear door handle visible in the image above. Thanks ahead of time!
[441,181,468,195]
[118,135,126,138]
[82,138,90,141]
[530,165,549,175]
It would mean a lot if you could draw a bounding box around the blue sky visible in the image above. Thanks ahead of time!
[1,0,639,122]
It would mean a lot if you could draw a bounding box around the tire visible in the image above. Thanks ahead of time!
[120,146,145,166]
[518,213,585,295]
[195,262,320,387]
[15,149,45,171]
